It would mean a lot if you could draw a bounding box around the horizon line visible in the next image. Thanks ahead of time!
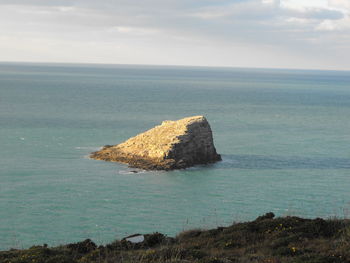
[0,60,349,73]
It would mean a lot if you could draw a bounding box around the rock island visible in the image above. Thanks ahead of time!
[90,115,221,170]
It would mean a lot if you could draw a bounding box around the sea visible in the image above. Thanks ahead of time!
[1,62,350,250]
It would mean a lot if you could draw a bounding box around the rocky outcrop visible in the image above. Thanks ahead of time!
[90,116,221,170]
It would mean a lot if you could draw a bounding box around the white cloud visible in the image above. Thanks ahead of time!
[277,0,350,31]
[316,19,338,30]
[280,0,329,11]
[113,26,160,35]
[262,0,276,4]
[285,17,313,24]
[316,17,350,30]
[329,0,350,11]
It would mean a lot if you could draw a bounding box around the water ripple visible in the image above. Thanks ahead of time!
[220,154,350,170]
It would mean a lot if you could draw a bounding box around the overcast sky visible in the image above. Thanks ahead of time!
[0,0,349,70]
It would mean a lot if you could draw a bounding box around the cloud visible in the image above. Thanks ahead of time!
[280,0,329,11]
[278,0,350,31]
[113,26,160,35]
[316,17,350,31]
[330,0,350,10]
[0,0,349,69]
[0,0,73,6]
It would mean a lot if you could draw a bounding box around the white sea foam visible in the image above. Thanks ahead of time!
[118,169,146,175]
[80,147,101,159]
[75,146,101,151]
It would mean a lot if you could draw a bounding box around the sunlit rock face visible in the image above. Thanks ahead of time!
[91,116,221,170]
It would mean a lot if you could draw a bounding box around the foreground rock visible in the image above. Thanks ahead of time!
[90,115,221,170]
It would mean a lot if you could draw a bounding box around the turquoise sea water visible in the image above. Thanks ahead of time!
[1,63,350,250]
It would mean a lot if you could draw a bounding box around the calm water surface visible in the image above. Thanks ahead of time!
[1,63,350,249]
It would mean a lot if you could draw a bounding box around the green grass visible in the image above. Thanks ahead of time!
[1,213,350,263]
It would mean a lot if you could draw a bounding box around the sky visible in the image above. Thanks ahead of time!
[0,0,350,70]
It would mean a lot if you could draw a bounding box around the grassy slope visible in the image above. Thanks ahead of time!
[1,213,350,263]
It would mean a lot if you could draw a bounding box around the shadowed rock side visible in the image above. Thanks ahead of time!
[90,116,221,170]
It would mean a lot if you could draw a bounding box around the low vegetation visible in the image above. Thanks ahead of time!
[1,213,350,263]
